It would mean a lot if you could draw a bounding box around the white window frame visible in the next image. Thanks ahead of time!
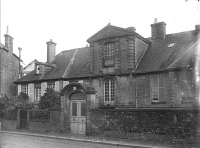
[21,85,28,95]
[104,79,115,102]
[104,43,114,60]
[35,87,41,104]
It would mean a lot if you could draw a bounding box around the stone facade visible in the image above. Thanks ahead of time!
[89,35,148,75]
[0,34,20,97]
[89,108,199,139]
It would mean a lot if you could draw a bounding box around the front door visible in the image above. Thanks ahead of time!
[70,100,86,134]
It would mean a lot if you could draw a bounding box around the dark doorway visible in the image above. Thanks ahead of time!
[20,110,27,129]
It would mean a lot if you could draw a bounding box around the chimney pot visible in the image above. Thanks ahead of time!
[154,18,158,24]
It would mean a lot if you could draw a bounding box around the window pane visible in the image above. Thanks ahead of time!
[35,88,41,103]
[104,43,114,59]
[104,79,115,102]
[104,79,109,101]
[81,102,86,116]
[72,103,77,116]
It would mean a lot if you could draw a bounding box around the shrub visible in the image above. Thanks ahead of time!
[29,109,50,122]
[38,88,61,111]
[3,107,18,120]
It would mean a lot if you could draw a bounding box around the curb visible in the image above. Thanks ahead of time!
[1,131,153,148]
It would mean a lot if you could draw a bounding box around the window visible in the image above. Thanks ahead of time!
[35,86,41,103]
[36,65,40,74]
[14,69,17,77]
[21,85,28,94]
[104,43,114,60]
[59,81,63,91]
[47,82,55,90]
[104,79,115,102]
[151,74,165,102]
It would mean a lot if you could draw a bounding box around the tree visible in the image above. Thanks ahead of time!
[38,88,61,111]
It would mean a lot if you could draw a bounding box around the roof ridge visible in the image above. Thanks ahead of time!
[61,47,88,53]
[166,29,197,37]
[146,29,198,40]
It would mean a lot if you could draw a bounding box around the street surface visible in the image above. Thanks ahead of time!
[0,132,138,148]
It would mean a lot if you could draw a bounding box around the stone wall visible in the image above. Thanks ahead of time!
[89,108,199,140]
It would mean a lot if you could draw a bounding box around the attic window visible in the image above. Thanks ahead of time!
[167,43,175,48]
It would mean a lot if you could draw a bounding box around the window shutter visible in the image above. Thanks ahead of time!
[152,75,159,101]
[159,74,166,102]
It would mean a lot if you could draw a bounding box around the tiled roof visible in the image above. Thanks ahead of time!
[16,47,90,83]
[136,30,200,73]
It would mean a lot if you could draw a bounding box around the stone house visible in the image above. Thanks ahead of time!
[15,21,200,135]
[0,32,20,97]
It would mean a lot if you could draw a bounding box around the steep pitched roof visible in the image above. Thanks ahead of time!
[136,30,200,73]
[87,24,136,43]
[15,47,90,83]
[23,59,38,69]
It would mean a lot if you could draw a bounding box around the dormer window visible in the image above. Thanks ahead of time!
[103,43,115,67]
[36,65,40,74]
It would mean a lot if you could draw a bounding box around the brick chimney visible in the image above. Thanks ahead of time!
[150,19,166,40]
[4,26,13,53]
[46,39,56,63]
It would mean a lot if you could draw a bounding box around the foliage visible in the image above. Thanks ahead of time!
[0,92,33,118]
[17,92,29,104]
[38,88,61,111]
[3,106,17,120]
[29,109,50,122]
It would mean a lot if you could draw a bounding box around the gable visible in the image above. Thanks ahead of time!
[87,24,135,43]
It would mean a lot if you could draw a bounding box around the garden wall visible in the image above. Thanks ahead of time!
[29,110,61,133]
[1,119,17,130]
[89,108,199,140]
[1,109,61,133]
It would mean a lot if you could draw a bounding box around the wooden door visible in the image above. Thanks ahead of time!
[20,110,27,129]
[70,100,86,134]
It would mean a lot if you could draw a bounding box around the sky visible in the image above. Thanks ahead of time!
[1,0,200,66]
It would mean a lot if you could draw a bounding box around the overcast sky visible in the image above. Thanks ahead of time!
[1,0,200,65]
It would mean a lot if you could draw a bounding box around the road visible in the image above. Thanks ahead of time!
[0,132,141,148]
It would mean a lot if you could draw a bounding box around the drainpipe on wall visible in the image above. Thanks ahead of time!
[18,47,22,79]
[133,71,137,108]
